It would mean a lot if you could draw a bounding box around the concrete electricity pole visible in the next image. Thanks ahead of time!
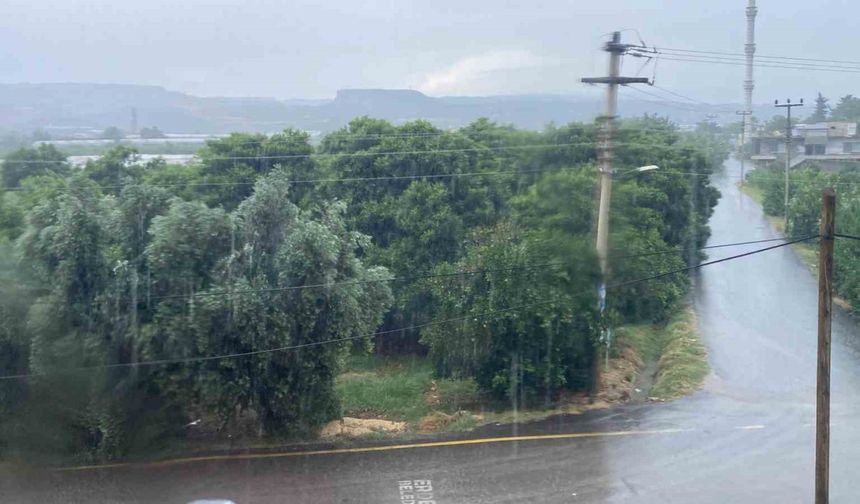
[744,0,758,142]
[581,32,650,396]
[816,187,835,504]
[736,110,752,186]
[775,99,804,229]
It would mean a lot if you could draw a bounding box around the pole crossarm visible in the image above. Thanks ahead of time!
[581,76,651,85]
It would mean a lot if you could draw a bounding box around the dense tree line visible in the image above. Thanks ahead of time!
[0,117,723,461]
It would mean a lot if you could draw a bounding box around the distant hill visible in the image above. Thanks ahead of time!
[0,82,764,137]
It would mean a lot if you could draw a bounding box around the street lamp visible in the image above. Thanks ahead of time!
[617,165,659,176]
[596,164,660,375]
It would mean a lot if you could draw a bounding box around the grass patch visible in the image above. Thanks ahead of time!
[336,354,433,423]
[336,306,709,436]
[435,378,480,412]
[439,414,479,433]
[614,306,709,401]
[739,181,764,204]
[335,354,480,430]
[649,307,709,400]
[614,322,663,363]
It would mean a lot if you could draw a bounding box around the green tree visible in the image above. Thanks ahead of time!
[763,115,788,134]
[145,200,233,297]
[142,161,203,201]
[422,223,599,404]
[747,164,786,216]
[83,145,142,194]
[831,95,860,122]
[197,129,315,209]
[1,144,69,188]
[807,92,830,123]
[16,176,132,459]
[147,173,392,434]
[0,240,33,453]
[0,190,25,241]
[320,118,508,352]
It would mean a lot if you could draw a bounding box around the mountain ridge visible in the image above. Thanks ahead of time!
[0,82,757,136]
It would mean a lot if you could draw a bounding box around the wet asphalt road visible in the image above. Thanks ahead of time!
[5,160,860,503]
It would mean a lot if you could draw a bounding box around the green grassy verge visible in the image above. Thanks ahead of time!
[335,354,479,430]
[336,305,709,435]
[614,320,663,364]
[648,307,709,399]
[615,305,708,400]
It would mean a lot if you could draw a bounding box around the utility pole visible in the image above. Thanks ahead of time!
[815,187,835,504]
[744,0,758,142]
[581,32,650,397]
[736,110,752,186]
[775,98,803,229]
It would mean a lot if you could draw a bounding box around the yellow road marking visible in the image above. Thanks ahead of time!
[57,427,694,472]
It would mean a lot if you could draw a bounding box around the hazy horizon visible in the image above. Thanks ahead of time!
[4,0,859,105]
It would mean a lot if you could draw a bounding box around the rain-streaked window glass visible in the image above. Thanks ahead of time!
[1,1,857,502]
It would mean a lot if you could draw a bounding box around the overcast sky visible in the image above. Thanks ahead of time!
[3,0,858,105]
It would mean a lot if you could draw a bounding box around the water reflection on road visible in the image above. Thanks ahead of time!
[600,158,860,502]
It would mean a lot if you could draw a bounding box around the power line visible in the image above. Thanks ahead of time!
[6,142,586,165]
[834,233,860,242]
[743,173,860,187]
[2,166,573,193]
[0,237,815,380]
[0,141,721,193]
[640,54,860,74]
[608,235,817,290]
[0,160,715,194]
[17,236,783,302]
[652,52,860,72]
[37,131,457,147]
[650,84,728,109]
[28,125,688,154]
[4,133,702,167]
[650,49,860,70]
[21,262,566,303]
[151,262,566,301]
[651,46,860,67]
[610,235,815,259]
[622,85,706,113]
[0,297,561,380]
[631,46,860,71]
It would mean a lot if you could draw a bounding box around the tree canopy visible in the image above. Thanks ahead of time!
[0,117,725,459]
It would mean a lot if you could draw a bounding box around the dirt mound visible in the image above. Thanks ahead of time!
[319,417,407,438]
[417,410,474,433]
[417,411,453,432]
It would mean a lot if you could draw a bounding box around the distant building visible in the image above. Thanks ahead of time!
[751,121,860,170]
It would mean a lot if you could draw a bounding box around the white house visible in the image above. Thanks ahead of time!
[750,121,860,170]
